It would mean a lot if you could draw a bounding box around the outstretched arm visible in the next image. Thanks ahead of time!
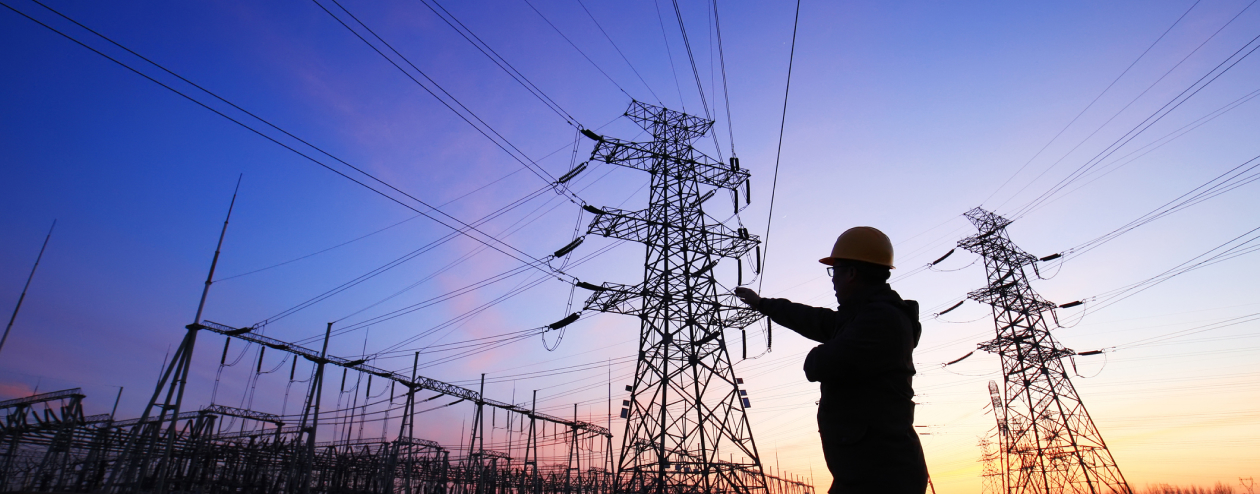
[734,287,836,344]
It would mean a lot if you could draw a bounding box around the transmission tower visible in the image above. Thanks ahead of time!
[578,101,766,494]
[980,381,1008,494]
[959,208,1130,494]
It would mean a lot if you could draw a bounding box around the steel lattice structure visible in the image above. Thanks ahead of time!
[959,208,1130,494]
[579,101,766,494]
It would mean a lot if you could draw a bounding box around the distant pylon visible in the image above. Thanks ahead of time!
[980,380,1007,494]
[979,437,1002,494]
[959,207,1130,494]
[579,101,766,494]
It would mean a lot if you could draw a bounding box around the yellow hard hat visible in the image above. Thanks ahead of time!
[819,226,895,269]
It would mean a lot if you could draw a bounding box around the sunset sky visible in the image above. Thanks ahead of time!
[1,1,1258,492]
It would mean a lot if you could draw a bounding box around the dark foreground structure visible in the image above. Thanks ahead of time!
[0,102,812,494]
[0,381,809,494]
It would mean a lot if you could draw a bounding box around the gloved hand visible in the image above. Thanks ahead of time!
[733,287,761,309]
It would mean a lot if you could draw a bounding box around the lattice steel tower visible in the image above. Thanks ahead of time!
[578,101,766,494]
[959,208,1130,494]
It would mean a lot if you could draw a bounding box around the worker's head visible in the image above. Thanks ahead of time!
[820,227,893,304]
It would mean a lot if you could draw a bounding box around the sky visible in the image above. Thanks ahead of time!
[1,0,1258,492]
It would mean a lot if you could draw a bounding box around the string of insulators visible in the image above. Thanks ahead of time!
[755,246,762,274]
[548,313,581,330]
[340,368,348,392]
[696,189,716,207]
[1076,349,1104,356]
[557,162,587,184]
[225,326,253,336]
[289,357,297,380]
[936,300,964,316]
[944,351,974,366]
[575,281,606,291]
[930,249,955,266]
[744,179,752,205]
[580,129,602,141]
[581,204,606,215]
[220,338,231,365]
[345,358,367,366]
[1058,300,1083,308]
[1039,253,1062,262]
[257,346,266,373]
[553,237,584,258]
[691,260,717,278]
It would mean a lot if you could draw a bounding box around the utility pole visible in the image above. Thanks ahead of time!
[0,220,55,357]
[578,101,765,494]
[959,207,1130,494]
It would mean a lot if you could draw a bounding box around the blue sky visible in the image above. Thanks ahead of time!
[2,1,1259,491]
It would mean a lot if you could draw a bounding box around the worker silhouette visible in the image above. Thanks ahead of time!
[735,227,928,494]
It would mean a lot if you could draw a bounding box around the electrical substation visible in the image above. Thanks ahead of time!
[3,1,1260,493]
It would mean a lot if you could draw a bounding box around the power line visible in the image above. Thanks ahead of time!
[1086,224,1260,312]
[419,0,581,127]
[7,0,575,286]
[518,0,635,101]
[667,0,725,161]
[980,0,1203,207]
[317,0,575,195]
[711,0,736,157]
[1040,153,1260,268]
[1008,13,1260,219]
[574,0,663,105]
[255,185,553,327]
[652,0,688,111]
[668,0,712,119]
[758,0,801,293]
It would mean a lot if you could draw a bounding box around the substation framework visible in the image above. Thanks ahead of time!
[577,101,769,494]
[0,102,813,494]
[960,208,1130,494]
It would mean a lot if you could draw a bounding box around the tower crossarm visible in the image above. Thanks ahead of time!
[581,283,763,330]
[966,287,1056,313]
[623,100,714,139]
[589,138,749,191]
[586,206,759,258]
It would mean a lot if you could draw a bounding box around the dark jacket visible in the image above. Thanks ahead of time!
[757,283,922,428]
[758,283,926,493]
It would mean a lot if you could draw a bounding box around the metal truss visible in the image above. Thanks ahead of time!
[0,387,814,494]
[579,101,766,494]
[960,208,1130,494]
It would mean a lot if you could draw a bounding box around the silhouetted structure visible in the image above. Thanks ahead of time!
[960,208,1130,494]
[579,101,768,494]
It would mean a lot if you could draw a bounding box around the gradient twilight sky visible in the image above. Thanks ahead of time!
[2,1,1258,492]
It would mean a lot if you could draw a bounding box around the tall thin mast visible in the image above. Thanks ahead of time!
[194,174,241,325]
[0,220,56,356]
